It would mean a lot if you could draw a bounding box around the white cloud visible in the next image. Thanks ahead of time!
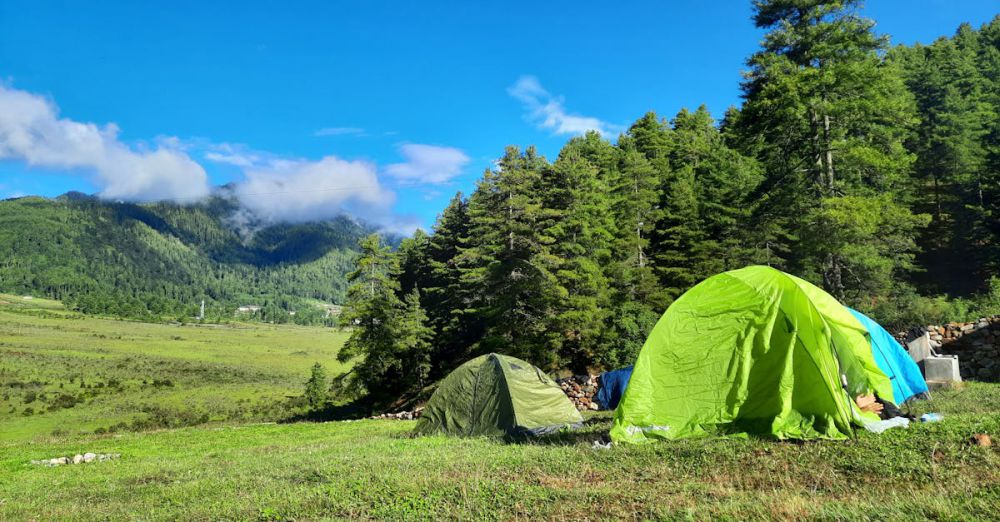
[314,127,366,137]
[0,83,210,201]
[507,75,617,137]
[235,155,396,225]
[384,144,469,184]
[203,142,274,168]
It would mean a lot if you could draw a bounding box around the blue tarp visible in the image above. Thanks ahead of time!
[596,366,633,410]
[848,308,929,405]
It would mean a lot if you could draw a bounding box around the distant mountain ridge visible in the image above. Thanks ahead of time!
[0,193,379,323]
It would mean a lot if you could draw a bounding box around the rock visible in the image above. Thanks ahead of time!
[971,434,992,447]
[73,454,84,464]
[588,402,599,411]
[53,457,68,465]
[83,452,96,463]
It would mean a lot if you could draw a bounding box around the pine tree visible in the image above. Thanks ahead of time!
[422,193,479,371]
[609,137,662,306]
[337,234,408,404]
[980,17,1000,278]
[599,135,664,366]
[738,0,927,304]
[397,288,434,389]
[541,136,616,371]
[396,229,432,297]
[894,24,995,295]
[459,146,563,368]
[663,106,763,292]
[303,362,328,410]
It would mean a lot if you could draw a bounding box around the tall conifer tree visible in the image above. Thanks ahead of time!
[337,234,417,403]
[541,137,616,371]
[459,146,563,367]
[738,0,927,305]
[423,193,481,370]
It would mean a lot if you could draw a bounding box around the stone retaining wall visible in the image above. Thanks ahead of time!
[899,315,1000,382]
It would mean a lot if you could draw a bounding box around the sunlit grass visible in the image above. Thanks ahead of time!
[0,383,997,520]
[0,299,348,441]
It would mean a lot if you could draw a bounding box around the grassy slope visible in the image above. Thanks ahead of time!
[0,295,348,441]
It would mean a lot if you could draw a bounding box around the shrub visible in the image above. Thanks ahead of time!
[303,363,329,410]
[47,393,82,410]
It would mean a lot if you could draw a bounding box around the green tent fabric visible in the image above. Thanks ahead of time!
[414,353,583,437]
[611,266,892,443]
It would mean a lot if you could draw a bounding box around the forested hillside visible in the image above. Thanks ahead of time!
[337,6,1000,404]
[0,192,372,323]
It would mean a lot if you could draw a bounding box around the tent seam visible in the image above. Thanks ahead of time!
[725,269,857,436]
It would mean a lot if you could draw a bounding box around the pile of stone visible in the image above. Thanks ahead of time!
[557,375,600,411]
[900,315,1000,381]
[32,453,120,466]
[370,407,423,420]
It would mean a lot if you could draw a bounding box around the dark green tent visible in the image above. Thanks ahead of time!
[414,353,583,437]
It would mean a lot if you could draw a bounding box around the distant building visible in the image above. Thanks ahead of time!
[235,305,262,315]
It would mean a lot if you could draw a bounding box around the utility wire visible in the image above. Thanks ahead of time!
[234,180,457,198]
[229,171,488,197]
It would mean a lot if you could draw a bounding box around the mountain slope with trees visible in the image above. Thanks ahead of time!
[0,192,373,323]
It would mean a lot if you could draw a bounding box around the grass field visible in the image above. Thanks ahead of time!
[0,295,348,441]
[0,384,998,520]
[1,296,999,520]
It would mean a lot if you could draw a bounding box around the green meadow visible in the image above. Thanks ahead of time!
[1,295,999,520]
[0,385,997,520]
[0,295,348,441]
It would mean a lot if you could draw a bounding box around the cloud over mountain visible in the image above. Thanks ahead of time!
[234,155,394,224]
[0,83,210,201]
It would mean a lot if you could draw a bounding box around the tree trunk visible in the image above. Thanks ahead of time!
[635,176,644,268]
[823,114,835,193]
[508,190,515,252]
[824,253,845,301]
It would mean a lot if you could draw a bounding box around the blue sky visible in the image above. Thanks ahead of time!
[1,1,997,231]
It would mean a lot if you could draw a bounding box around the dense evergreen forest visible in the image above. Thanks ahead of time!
[338,2,1000,405]
[0,192,373,324]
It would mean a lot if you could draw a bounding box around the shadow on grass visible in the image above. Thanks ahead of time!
[394,415,613,446]
[279,401,370,423]
[522,416,613,445]
[518,428,612,447]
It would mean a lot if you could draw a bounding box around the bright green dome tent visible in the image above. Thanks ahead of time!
[611,266,892,443]
[414,353,583,437]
